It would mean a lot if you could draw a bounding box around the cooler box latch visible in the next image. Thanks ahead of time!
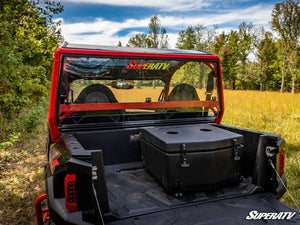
[232,139,242,161]
[180,144,190,167]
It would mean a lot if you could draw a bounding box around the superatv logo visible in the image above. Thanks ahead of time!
[246,210,296,220]
[126,61,171,70]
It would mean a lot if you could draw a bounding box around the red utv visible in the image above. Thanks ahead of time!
[35,43,299,225]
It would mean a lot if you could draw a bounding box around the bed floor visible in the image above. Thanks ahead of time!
[105,163,257,219]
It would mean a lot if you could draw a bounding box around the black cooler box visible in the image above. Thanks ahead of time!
[140,124,244,193]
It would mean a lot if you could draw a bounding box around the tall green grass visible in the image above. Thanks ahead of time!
[222,90,300,209]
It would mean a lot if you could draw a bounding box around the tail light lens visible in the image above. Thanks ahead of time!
[278,148,285,177]
[49,146,62,173]
[64,174,78,212]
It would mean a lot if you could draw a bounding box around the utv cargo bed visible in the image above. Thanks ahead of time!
[105,163,255,219]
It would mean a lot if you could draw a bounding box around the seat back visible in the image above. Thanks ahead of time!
[75,84,118,104]
[165,83,200,101]
[74,84,124,115]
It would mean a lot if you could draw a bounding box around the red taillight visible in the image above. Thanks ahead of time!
[49,146,62,172]
[278,149,285,177]
[64,174,78,212]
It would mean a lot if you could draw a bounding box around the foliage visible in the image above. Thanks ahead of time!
[176,25,216,88]
[0,3,60,222]
[208,23,254,89]
[0,0,63,128]
[1,97,48,145]
[271,0,300,93]
[128,33,149,48]
[148,16,168,48]
[176,24,217,51]
[254,28,279,91]
[272,0,300,50]
[177,26,197,50]
[176,22,255,90]
[172,0,300,93]
[237,22,254,89]
[127,16,169,48]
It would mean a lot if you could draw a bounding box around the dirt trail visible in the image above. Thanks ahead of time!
[0,128,47,225]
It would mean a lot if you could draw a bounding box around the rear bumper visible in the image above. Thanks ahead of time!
[46,176,93,225]
[44,149,108,225]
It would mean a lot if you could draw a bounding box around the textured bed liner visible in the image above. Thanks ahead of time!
[105,163,257,219]
[107,192,300,225]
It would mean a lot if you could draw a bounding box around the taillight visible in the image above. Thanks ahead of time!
[64,174,78,212]
[278,149,285,177]
[49,146,62,172]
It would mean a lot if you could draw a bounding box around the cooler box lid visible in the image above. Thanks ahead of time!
[140,124,243,153]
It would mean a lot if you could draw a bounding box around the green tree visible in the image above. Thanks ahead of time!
[176,25,217,88]
[176,26,197,50]
[211,31,240,89]
[127,16,169,49]
[176,24,217,51]
[271,0,300,93]
[148,16,168,48]
[128,33,149,48]
[255,27,278,91]
[237,22,254,89]
[0,0,63,120]
[210,23,254,90]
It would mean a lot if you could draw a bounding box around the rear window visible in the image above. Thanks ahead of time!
[59,56,221,124]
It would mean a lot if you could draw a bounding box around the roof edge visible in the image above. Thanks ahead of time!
[61,42,213,56]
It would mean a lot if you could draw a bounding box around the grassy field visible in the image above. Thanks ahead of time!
[222,90,300,209]
[0,89,299,224]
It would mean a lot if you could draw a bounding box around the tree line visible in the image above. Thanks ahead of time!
[122,0,300,93]
[0,0,63,138]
